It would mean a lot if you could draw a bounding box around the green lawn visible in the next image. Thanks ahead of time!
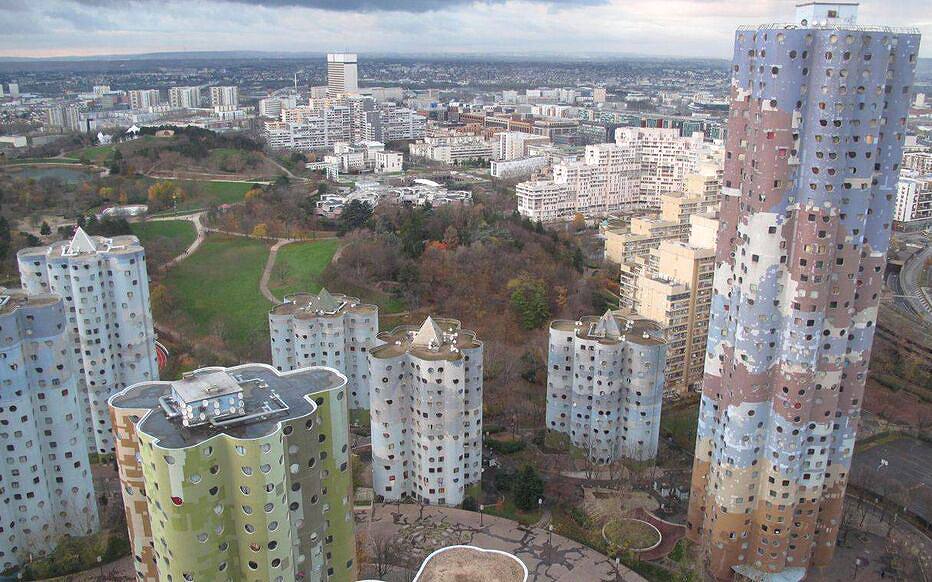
[660,405,699,451]
[162,235,270,354]
[130,220,196,250]
[268,240,340,298]
[4,157,81,165]
[174,180,256,211]
[73,144,116,163]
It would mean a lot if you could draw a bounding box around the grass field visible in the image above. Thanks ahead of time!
[4,157,81,165]
[130,220,197,250]
[660,405,699,451]
[172,180,256,211]
[268,240,340,298]
[73,144,116,163]
[162,235,270,354]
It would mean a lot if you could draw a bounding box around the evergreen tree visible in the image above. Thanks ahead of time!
[513,465,544,511]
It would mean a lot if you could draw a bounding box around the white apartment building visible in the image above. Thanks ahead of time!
[517,128,715,222]
[328,53,359,97]
[546,312,667,463]
[128,89,160,110]
[269,288,379,410]
[209,85,239,108]
[326,141,402,174]
[496,131,550,161]
[45,103,83,132]
[0,289,100,570]
[168,86,201,109]
[409,133,495,165]
[263,105,353,151]
[258,95,298,119]
[17,228,159,453]
[894,172,932,224]
[490,156,548,180]
[374,150,404,173]
[369,317,483,505]
[902,151,932,175]
[356,101,426,142]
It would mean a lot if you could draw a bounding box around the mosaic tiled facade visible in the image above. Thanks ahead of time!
[686,4,920,580]
[109,364,356,582]
[18,227,159,454]
[269,288,378,410]
[546,311,667,463]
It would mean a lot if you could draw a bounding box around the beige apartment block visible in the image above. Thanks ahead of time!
[604,191,707,265]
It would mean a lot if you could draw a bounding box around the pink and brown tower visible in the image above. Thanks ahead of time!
[686,3,920,580]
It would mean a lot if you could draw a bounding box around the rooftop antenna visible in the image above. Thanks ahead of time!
[294,72,298,93]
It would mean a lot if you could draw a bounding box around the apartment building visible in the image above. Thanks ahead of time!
[128,89,160,109]
[17,228,159,453]
[615,127,705,206]
[516,129,716,222]
[0,289,99,571]
[902,150,932,174]
[686,4,920,579]
[626,215,718,394]
[168,86,201,109]
[604,191,708,266]
[369,317,483,506]
[258,96,297,119]
[894,172,932,225]
[109,364,356,582]
[269,289,379,410]
[264,106,353,151]
[546,311,667,463]
[210,85,239,109]
[327,53,359,97]
[490,156,548,180]
[409,132,495,165]
[496,131,551,160]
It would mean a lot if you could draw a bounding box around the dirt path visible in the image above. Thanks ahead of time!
[260,238,298,303]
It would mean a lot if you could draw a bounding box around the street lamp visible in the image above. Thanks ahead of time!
[479,504,484,527]
[96,555,103,581]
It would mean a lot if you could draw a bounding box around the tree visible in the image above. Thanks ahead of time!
[367,532,401,579]
[339,200,373,234]
[513,464,544,511]
[40,221,51,236]
[147,181,184,210]
[508,276,551,330]
[572,212,586,231]
[251,223,269,238]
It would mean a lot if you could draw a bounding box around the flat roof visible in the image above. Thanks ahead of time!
[0,288,59,315]
[370,317,481,361]
[551,311,665,346]
[110,364,346,449]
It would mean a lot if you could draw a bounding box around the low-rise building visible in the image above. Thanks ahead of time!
[546,311,667,462]
[269,289,379,410]
[490,156,548,179]
[409,132,495,165]
[369,317,483,505]
[109,364,356,582]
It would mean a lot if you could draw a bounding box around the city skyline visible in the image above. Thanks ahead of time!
[2,0,930,60]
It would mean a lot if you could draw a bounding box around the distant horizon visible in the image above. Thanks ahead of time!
[1,0,929,61]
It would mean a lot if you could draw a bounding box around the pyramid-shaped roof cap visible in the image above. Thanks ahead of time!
[593,310,622,338]
[412,316,444,347]
[314,287,341,312]
[68,227,98,254]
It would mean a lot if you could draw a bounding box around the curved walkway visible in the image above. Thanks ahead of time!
[149,211,207,271]
[626,507,685,561]
[260,238,298,303]
[358,503,644,582]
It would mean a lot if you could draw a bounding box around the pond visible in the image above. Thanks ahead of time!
[4,165,101,184]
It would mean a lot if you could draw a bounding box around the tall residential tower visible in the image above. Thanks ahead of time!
[686,3,920,580]
[109,364,356,582]
[369,317,483,506]
[18,228,159,453]
[327,53,358,98]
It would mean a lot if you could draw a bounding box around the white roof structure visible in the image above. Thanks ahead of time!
[412,316,444,348]
[65,227,98,255]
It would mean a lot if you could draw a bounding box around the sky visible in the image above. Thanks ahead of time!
[0,0,929,60]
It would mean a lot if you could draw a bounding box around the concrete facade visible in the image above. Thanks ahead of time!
[686,4,920,580]
[269,289,379,410]
[17,228,159,454]
[369,317,483,506]
[109,364,356,582]
[0,289,99,570]
[546,311,667,463]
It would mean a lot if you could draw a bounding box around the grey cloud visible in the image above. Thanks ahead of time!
[70,0,608,12]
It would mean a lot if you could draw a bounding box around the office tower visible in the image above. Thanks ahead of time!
[169,86,201,109]
[622,214,718,394]
[269,289,379,410]
[546,311,667,462]
[369,317,483,505]
[8,82,18,98]
[109,364,356,582]
[128,89,161,109]
[686,3,920,580]
[327,53,358,98]
[0,289,99,570]
[210,85,239,108]
[18,228,159,454]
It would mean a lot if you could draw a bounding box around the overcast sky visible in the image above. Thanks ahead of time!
[0,0,929,59]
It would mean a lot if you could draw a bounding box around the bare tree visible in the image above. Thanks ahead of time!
[368,531,402,579]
